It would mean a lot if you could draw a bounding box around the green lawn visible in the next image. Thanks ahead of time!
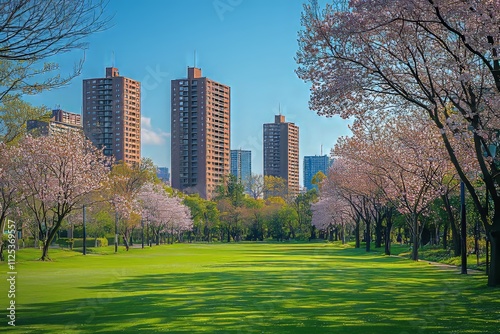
[1,242,499,333]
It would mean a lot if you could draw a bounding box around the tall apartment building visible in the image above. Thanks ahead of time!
[27,109,82,136]
[230,149,252,183]
[52,108,81,126]
[304,155,331,191]
[263,115,299,196]
[171,67,230,199]
[82,67,141,165]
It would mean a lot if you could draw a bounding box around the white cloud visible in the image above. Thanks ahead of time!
[141,116,169,145]
[142,116,152,128]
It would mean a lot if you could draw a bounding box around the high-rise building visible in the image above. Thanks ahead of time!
[157,167,170,184]
[230,149,252,183]
[263,115,299,196]
[304,155,331,191]
[82,67,141,165]
[27,109,82,136]
[171,67,230,199]
[51,108,81,126]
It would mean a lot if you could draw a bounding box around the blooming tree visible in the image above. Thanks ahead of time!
[312,195,353,244]
[297,0,500,285]
[104,160,157,250]
[138,183,193,245]
[10,131,110,260]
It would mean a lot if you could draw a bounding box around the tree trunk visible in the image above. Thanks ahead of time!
[355,219,360,248]
[411,214,419,261]
[435,224,440,246]
[375,217,383,248]
[341,224,346,244]
[443,222,448,249]
[487,207,500,287]
[41,240,50,260]
[488,230,500,287]
[365,221,371,252]
[450,218,461,256]
[123,235,129,251]
[40,218,64,261]
[385,220,393,256]
[0,214,7,261]
[442,194,461,256]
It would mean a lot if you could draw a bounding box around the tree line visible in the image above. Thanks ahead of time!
[296,0,500,286]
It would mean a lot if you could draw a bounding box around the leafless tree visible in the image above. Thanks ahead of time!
[0,0,111,100]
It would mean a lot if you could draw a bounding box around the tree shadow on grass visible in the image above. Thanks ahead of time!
[13,260,500,334]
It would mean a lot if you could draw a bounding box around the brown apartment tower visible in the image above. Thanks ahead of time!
[263,115,300,196]
[83,67,141,165]
[171,67,230,199]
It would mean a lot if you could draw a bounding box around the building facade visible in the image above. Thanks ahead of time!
[171,67,230,199]
[230,149,252,183]
[52,109,81,126]
[27,109,82,136]
[303,155,331,191]
[157,167,170,184]
[263,115,299,196]
[82,67,141,165]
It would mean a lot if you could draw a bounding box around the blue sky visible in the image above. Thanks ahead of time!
[25,0,351,186]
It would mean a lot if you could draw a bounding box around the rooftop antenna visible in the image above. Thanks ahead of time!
[112,50,115,67]
[321,144,323,156]
[279,103,281,115]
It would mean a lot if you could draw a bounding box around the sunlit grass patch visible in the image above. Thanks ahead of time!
[0,242,499,333]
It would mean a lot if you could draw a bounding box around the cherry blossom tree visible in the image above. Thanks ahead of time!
[105,160,158,250]
[297,0,500,286]
[138,183,193,245]
[163,197,193,244]
[323,157,378,250]
[10,131,110,260]
[312,195,353,244]
[333,111,460,259]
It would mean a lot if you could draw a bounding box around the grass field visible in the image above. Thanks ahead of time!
[1,242,500,333]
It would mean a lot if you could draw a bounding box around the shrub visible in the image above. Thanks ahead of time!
[95,238,108,247]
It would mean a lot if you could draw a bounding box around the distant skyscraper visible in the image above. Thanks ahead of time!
[263,115,299,196]
[27,109,82,136]
[83,67,141,165]
[171,67,231,199]
[231,149,252,183]
[304,155,331,191]
[157,167,170,184]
